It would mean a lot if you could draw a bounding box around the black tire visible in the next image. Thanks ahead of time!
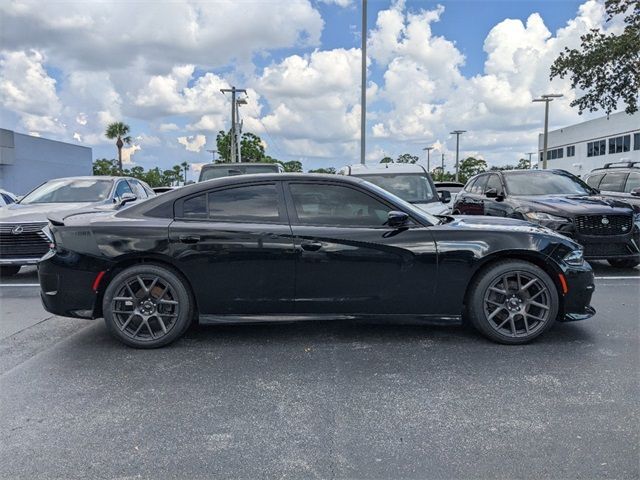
[607,258,640,269]
[467,260,559,345]
[0,265,21,277]
[102,264,194,348]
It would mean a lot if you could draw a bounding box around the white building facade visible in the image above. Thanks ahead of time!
[538,111,639,176]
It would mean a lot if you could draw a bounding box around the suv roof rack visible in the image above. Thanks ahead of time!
[599,161,640,169]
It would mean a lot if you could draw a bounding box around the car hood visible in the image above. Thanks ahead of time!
[413,201,450,215]
[445,215,575,242]
[0,202,99,223]
[513,195,634,216]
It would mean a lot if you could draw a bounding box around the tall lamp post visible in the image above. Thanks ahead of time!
[422,146,434,172]
[450,130,466,182]
[206,149,217,162]
[532,93,563,170]
[441,153,446,181]
[525,152,536,169]
[360,0,367,165]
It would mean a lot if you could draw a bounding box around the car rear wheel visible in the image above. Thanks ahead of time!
[467,260,558,344]
[607,258,640,269]
[0,266,21,277]
[103,264,194,348]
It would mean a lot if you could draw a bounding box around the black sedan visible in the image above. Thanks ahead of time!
[453,169,640,268]
[39,174,595,348]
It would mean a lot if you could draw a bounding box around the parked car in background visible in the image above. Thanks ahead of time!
[0,189,18,207]
[199,162,283,181]
[434,181,465,203]
[0,176,155,277]
[39,173,595,348]
[583,161,640,208]
[453,169,640,268]
[337,164,451,215]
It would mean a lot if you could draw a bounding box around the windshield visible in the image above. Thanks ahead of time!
[355,174,437,203]
[504,171,594,196]
[361,181,442,226]
[200,164,280,181]
[20,179,113,204]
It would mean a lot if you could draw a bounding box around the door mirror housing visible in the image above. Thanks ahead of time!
[117,192,137,207]
[387,210,409,228]
[438,190,451,204]
[631,187,640,197]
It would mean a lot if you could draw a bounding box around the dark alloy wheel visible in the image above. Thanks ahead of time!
[468,260,559,344]
[103,264,193,348]
[607,258,640,269]
[0,265,21,277]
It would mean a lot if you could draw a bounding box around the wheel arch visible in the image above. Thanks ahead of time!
[93,254,198,318]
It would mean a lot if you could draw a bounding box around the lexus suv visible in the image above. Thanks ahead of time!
[0,176,154,276]
[453,169,640,268]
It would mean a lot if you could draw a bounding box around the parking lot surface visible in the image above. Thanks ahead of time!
[0,265,638,479]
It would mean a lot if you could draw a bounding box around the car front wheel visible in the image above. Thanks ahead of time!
[467,260,558,344]
[102,264,194,348]
[607,258,640,269]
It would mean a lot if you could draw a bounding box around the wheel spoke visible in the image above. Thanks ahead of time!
[509,317,516,335]
[120,313,135,331]
[125,283,137,299]
[486,299,503,307]
[489,287,507,295]
[158,299,178,305]
[136,276,148,294]
[496,316,511,330]
[487,306,505,320]
[156,316,168,334]
[523,315,530,334]
[529,289,545,301]
[113,296,134,302]
[525,313,545,322]
[132,320,145,337]
[502,275,511,292]
[529,300,550,310]
[146,321,155,339]
[519,278,537,292]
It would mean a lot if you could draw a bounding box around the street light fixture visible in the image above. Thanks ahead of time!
[206,149,217,162]
[422,146,434,172]
[532,93,563,170]
[449,130,466,182]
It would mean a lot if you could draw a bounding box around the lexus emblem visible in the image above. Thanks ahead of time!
[601,217,609,225]
[11,225,24,235]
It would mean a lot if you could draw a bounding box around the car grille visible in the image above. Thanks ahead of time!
[583,242,634,258]
[574,214,633,236]
[0,222,50,259]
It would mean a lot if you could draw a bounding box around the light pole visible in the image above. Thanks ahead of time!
[206,149,217,162]
[441,153,445,181]
[220,86,247,163]
[532,93,563,170]
[422,146,434,172]
[526,152,536,169]
[360,0,367,165]
[450,130,466,182]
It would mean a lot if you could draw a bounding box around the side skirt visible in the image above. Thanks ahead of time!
[198,313,462,326]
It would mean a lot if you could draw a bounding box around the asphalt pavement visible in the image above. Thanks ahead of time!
[0,264,638,479]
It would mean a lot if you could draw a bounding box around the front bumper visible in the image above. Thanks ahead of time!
[558,262,596,322]
[553,224,640,260]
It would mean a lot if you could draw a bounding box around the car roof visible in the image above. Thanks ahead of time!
[339,163,428,175]
[200,162,281,168]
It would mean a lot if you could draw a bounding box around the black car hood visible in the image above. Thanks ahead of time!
[513,195,634,216]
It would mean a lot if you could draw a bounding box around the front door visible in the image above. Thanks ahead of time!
[169,182,295,314]
[284,181,438,315]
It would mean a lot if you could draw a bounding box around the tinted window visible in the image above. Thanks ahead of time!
[470,175,488,194]
[625,172,640,192]
[503,171,592,195]
[356,174,436,202]
[485,174,502,193]
[585,173,604,188]
[200,164,280,181]
[464,178,477,192]
[599,172,629,192]
[208,184,279,222]
[182,194,207,218]
[20,179,113,204]
[115,181,134,198]
[289,183,392,227]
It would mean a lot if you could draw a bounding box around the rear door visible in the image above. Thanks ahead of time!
[169,181,295,314]
[284,181,438,315]
[460,175,487,215]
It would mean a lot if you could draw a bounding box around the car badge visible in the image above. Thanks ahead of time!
[11,225,24,235]
[601,217,609,225]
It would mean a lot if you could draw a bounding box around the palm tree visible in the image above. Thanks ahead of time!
[105,122,132,174]
[172,165,183,186]
[181,161,189,184]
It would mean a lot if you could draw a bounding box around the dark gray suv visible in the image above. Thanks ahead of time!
[584,162,640,208]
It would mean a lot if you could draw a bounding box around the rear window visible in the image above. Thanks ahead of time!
[585,173,604,188]
[624,172,640,192]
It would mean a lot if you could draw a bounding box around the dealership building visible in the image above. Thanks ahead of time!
[0,129,92,195]
[538,111,640,176]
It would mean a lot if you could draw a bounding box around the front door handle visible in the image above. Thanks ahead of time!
[300,240,322,252]
[179,235,201,244]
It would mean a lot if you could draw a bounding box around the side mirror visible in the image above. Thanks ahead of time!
[631,187,640,197]
[117,192,137,207]
[438,190,451,204]
[387,210,409,228]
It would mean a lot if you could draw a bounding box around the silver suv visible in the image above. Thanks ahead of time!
[584,161,640,208]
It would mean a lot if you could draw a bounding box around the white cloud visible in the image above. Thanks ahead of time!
[122,144,141,164]
[178,134,207,152]
[318,0,353,7]
[159,123,180,132]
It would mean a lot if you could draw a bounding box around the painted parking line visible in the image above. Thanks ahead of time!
[594,276,640,280]
[0,283,40,287]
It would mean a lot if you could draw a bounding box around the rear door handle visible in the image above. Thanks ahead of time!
[300,240,322,252]
[179,235,201,244]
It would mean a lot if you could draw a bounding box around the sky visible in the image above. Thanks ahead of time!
[0,0,627,179]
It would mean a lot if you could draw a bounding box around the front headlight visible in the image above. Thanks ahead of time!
[564,249,584,266]
[524,212,570,223]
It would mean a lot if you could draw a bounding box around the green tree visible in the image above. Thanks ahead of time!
[380,156,394,164]
[105,122,132,173]
[396,153,419,164]
[181,161,189,184]
[93,158,119,176]
[458,157,487,183]
[308,167,336,174]
[215,131,267,163]
[431,167,455,182]
[171,165,183,185]
[550,0,639,114]
[281,160,303,172]
[517,158,530,169]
